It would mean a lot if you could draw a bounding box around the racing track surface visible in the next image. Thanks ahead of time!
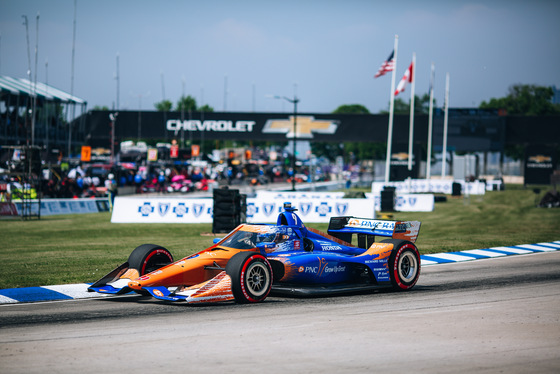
[1,251,559,374]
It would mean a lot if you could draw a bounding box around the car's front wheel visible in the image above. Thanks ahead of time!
[127,244,174,275]
[226,252,273,303]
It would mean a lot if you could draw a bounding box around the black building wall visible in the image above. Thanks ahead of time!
[83,109,557,154]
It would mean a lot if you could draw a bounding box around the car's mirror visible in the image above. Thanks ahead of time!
[213,238,222,244]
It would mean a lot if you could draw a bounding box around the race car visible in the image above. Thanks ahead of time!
[88,202,421,304]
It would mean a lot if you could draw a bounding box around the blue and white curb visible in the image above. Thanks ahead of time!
[1,241,559,305]
[0,283,108,304]
[420,241,560,265]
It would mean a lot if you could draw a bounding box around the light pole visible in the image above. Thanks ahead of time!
[274,95,299,191]
[109,112,118,163]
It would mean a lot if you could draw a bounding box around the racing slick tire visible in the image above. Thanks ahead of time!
[226,252,273,304]
[128,244,174,276]
[382,239,421,291]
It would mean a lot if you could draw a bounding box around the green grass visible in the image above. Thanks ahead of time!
[1,186,559,289]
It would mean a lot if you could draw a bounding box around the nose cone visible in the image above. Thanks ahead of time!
[128,280,143,290]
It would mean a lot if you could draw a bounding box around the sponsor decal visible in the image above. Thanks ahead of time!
[158,203,170,216]
[173,203,188,218]
[138,202,155,217]
[246,203,257,218]
[315,202,332,217]
[324,265,346,274]
[335,203,348,215]
[527,154,553,168]
[262,116,338,139]
[298,266,305,273]
[263,203,276,216]
[347,218,395,230]
[153,289,164,297]
[300,202,312,215]
[167,119,256,136]
[395,222,411,232]
[528,155,552,163]
[193,204,205,217]
[317,240,343,251]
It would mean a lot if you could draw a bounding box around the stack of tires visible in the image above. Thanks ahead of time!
[380,186,396,212]
[212,188,247,233]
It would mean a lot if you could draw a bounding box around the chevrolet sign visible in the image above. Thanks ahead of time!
[262,116,338,139]
[166,119,256,136]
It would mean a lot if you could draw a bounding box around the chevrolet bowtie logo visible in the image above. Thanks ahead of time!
[392,152,409,161]
[529,155,552,163]
[262,116,338,139]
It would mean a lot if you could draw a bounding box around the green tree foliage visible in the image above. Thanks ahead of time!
[379,94,434,114]
[154,100,173,111]
[344,142,386,160]
[92,105,109,111]
[198,104,214,112]
[311,142,386,162]
[176,95,197,112]
[480,84,560,115]
[332,104,370,114]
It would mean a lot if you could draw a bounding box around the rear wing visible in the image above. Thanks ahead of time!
[327,217,421,243]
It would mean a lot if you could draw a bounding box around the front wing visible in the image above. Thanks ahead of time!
[88,262,235,304]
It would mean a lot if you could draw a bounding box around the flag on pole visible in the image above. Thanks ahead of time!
[374,50,395,78]
[394,61,414,96]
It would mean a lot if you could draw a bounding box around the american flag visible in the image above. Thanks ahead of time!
[374,50,395,78]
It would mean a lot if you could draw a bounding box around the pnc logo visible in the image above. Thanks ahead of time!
[262,116,338,139]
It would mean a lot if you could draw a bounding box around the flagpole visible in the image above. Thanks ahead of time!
[407,52,416,175]
[426,62,435,180]
[441,72,450,178]
[384,34,398,184]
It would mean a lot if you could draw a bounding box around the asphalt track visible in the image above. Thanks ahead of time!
[1,251,559,373]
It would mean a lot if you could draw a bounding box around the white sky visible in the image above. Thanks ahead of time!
[1,0,559,113]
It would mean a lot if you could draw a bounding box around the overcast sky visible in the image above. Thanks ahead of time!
[1,0,559,114]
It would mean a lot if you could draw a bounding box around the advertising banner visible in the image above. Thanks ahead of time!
[110,191,432,224]
[110,196,375,224]
[10,198,110,216]
[111,197,214,223]
[371,179,486,195]
[371,194,434,212]
[247,198,375,223]
[524,146,556,185]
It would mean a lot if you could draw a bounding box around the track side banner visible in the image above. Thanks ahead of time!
[247,197,375,223]
[111,197,214,223]
[111,196,376,223]
[371,179,486,195]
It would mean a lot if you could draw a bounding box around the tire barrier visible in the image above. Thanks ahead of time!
[212,188,247,233]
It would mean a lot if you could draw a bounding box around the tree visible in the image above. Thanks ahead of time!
[154,100,172,111]
[92,105,109,111]
[332,104,370,114]
[480,84,560,115]
[176,95,197,112]
[198,104,214,112]
[379,94,435,114]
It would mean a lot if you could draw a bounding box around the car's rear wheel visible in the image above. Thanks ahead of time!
[128,244,174,275]
[382,239,420,291]
[226,252,273,303]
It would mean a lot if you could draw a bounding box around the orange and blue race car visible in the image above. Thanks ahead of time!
[88,202,421,304]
